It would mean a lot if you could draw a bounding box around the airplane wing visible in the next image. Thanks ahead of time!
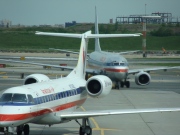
[128,66,180,74]
[60,108,180,120]
[49,49,140,56]
[0,58,101,74]
[0,56,78,60]
[119,50,140,55]
[0,59,75,70]
[49,48,79,54]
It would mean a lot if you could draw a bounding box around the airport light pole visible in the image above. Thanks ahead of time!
[141,16,161,57]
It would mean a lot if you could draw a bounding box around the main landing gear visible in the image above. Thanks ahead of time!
[16,124,29,135]
[2,124,30,135]
[115,80,130,89]
[76,118,92,135]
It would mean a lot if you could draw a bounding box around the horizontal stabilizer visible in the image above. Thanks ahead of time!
[36,31,82,38]
[87,34,140,38]
[36,31,140,39]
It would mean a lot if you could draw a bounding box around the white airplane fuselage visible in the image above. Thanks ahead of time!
[0,77,87,127]
[88,51,129,82]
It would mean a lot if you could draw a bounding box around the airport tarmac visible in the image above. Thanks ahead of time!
[0,66,180,135]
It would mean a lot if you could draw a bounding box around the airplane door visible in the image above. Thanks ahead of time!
[35,91,41,117]
[29,90,40,117]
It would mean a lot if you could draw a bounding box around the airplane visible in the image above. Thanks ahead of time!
[33,9,180,89]
[1,9,180,90]
[0,30,180,135]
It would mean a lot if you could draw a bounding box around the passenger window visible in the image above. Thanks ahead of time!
[51,95,55,100]
[43,96,46,102]
[58,93,61,99]
[40,97,44,103]
[0,93,12,102]
[56,94,59,100]
[64,92,67,97]
[71,90,74,96]
[12,94,27,103]
[61,92,64,98]
[46,96,49,102]
[74,90,77,95]
[27,95,35,103]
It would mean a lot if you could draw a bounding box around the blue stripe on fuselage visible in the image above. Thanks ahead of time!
[0,87,86,106]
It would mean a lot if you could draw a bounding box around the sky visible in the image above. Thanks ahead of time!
[0,0,180,26]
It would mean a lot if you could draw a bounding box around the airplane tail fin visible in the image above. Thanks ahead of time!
[95,7,101,52]
[67,31,90,78]
[36,31,140,79]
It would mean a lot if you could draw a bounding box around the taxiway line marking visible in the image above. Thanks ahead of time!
[80,106,120,135]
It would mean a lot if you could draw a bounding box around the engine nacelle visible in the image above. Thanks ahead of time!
[86,75,112,98]
[24,74,50,85]
[135,71,151,85]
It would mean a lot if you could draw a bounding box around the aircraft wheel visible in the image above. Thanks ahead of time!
[120,82,124,88]
[16,125,23,135]
[79,126,92,135]
[79,127,85,135]
[23,124,29,135]
[115,82,120,89]
[17,131,22,135]
[125,81,130,88]
[85,126,92,135]
[115,85,119,89]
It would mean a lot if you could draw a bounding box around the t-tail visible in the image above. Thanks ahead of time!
[67,31,90,79]
[35,31,140,79]
[36,31,90,79]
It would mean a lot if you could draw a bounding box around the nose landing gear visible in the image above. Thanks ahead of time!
[115,80,130,89]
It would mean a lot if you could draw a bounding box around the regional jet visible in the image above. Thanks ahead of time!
[1,31,180,135]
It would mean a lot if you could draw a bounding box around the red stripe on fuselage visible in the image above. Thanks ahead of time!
[104,68,128,73]
[0,98,86,121]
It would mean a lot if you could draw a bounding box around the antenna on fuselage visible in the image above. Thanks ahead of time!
[95,7,101,52]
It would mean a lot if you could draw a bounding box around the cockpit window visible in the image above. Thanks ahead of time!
[113,62,119,66]
[27,94,35,103]
[0,93,12,102]
[12,94,27,103]
[120,63,125,66]
[111,62,127,66]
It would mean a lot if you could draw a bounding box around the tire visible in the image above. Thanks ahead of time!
[79,127,85,135]
[16,126,23,135]
[125,81,130,88]
[86,126,92,135]
[120,82,124,88]
[23,124,29,135]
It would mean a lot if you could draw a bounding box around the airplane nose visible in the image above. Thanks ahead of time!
[114,67,128,80]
